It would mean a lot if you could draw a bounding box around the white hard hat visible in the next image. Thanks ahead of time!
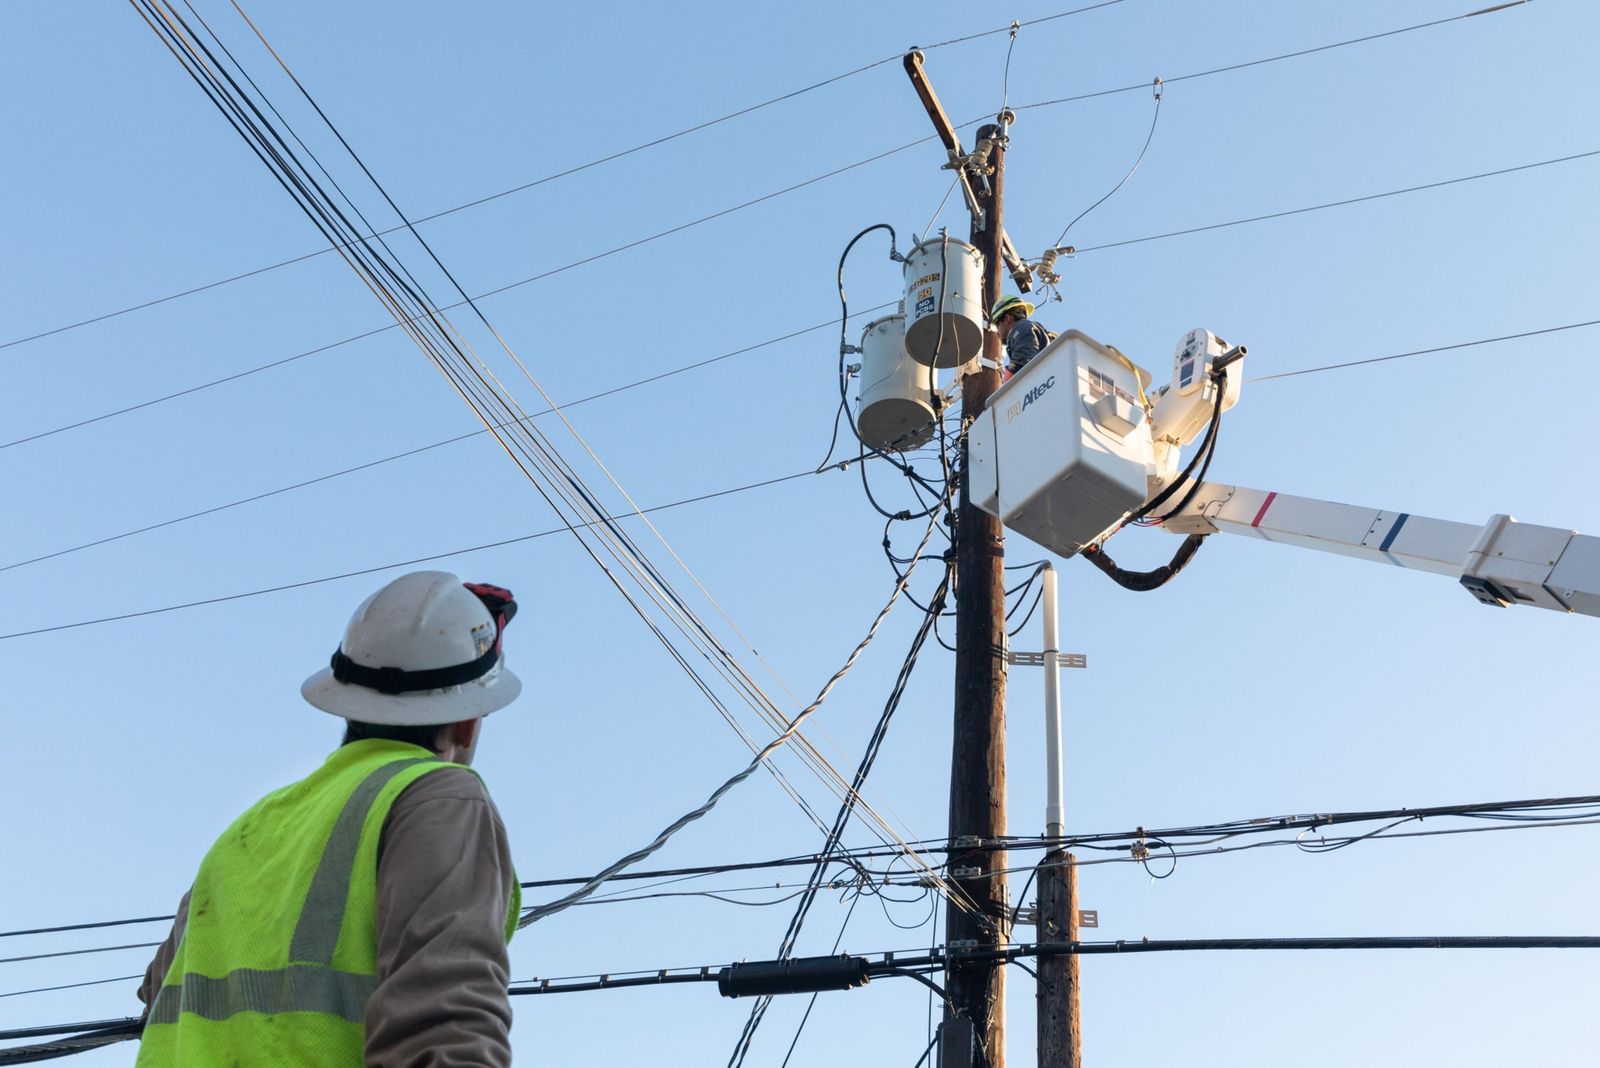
[301,570,523,725]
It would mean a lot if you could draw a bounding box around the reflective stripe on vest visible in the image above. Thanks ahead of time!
[146,755,434,1027]
[146,964,375,1025]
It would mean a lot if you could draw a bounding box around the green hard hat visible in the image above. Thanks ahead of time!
[988,295,1035,323]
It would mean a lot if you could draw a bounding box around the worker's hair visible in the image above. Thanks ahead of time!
[340,719,451,752]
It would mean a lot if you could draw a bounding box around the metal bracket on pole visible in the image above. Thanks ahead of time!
[1006,651,1087,669]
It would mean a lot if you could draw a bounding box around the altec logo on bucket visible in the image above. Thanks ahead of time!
[1006,375,1055,422]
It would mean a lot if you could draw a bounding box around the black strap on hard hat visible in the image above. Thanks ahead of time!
[330,581,519,696]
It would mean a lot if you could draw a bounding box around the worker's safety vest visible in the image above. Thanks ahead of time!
[136,739,519,1065]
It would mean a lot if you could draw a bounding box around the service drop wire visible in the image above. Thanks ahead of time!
[520,514,966,927]
[1053,77,1164,247]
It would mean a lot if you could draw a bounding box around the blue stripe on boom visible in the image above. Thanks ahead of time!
[1379,513,1410,553]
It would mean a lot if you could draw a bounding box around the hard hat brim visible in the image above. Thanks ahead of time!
[300,661,522,725]
[988,299,1035,323]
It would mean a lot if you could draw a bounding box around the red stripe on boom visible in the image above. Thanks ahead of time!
[1251,492,1278,528]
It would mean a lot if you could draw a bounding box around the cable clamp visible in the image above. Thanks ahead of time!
[1152,76,1164,101]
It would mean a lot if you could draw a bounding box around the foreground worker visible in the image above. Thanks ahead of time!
[990,294,1052,375]
[136,571,524,1066]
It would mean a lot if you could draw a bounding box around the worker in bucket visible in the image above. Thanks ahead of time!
[990,295,1052,375]
[136,571,524,1066]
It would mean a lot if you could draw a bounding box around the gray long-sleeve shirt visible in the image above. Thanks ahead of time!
[138,765,516,1067]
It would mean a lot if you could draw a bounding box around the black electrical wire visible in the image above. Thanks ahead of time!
[1079,533,1206,592]
[777,892,863,1068]
[0,1021,143,1065]
[8,141,1590,459]
[14,813,1598,1012]
[19,795,1600,955]
[909,1030,941,1068]
[0,976,141,1001]
[0,918,170,941]
[3,1,1134,354]
[0,462,842,642]
[144,0,946,788]
[1053,78,1162,247]
[492,933,1600,999]
[1119,372,1226,527]
[0,943,160,967]
[1016,2,1537,115]
[1248,318,1600,383]
[11,930,1600,1059]
[728,567,956,1067]
[1074,148,1600,255]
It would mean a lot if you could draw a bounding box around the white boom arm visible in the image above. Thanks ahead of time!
[1163,483,1600,618]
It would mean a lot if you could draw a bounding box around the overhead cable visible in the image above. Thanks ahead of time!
[3,0,1521,353]
[8,143,1591,457]
[133,0,953,876]
[0,976,142,1001]
[0,464,832,641]
[517,516,968,927]
[1016,1,1534,113]
[14,794,1598,963]
[728,563,958,1066]
[1247,318,1600,382]
[1073,149,1600,255]
[502,933,1600,997]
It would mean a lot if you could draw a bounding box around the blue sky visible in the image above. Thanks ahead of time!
[3,1,1598,1064]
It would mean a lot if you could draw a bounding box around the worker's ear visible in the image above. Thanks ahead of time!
[446,718,480,751]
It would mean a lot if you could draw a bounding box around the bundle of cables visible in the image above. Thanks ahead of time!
[1082,352,1242,591]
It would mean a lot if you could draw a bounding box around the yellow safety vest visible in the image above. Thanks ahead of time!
[137,739,519,1065]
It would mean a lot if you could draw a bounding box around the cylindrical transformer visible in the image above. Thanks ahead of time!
[856,314,937,452]
[901,235,985,368]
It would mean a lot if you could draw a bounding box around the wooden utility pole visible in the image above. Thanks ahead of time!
[946,115,1010,1068]
[903,50,1011,1068]
[1036,852,1081,1065]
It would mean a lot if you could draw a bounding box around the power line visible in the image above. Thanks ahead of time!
[0,944,159,967]
[0,976,141,1001]
[8,138,1588,459]
[139,0,953,920]
[9,925,1591,1047]
[1246,318,1600,382]
[1015,1,1533,113]
[3,305,1588,586]
[0,917,172,941]
[0,2,1130,353]
[0,304,897,572]
[0,464,833,641]
[16,794,1595,952]
[2,1,1516,355]
[1073,149,1600,255]
[503,933,1600,997]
